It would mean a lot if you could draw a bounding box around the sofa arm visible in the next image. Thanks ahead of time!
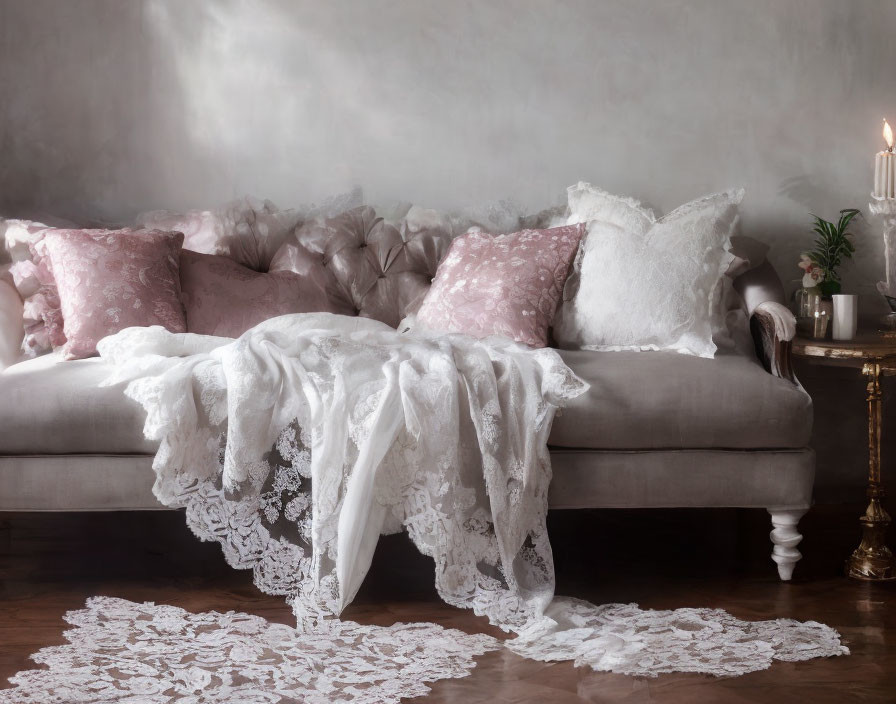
[750,302,798,384]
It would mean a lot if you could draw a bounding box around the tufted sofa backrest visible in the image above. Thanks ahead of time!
[270,206,453,328]
[267,206,779,333]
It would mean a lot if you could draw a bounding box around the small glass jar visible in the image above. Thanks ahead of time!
[810,296,831,339]
[795,286,822,318]
[795,286,822,337]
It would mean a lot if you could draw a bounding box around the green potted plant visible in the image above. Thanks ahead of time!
[794,208,861,338]
[802,208,861,296]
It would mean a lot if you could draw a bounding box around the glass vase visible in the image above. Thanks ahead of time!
[796,286,822,318]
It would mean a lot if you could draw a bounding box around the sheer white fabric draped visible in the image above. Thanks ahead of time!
[99,314,583,628]
[96,314,847,681]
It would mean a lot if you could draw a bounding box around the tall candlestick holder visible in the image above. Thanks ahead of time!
[872,197,896,332]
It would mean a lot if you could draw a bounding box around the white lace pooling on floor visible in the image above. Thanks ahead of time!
[510,597,848,677]
[0,601,849,704]
[3,596,498,704]
[89,314,846,680]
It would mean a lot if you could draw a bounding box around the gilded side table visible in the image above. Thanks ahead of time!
[793,331,896,580]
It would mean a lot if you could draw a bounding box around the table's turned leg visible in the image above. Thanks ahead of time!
[847,362,896,580]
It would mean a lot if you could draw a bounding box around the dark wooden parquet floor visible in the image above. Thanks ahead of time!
[1,505,893,702]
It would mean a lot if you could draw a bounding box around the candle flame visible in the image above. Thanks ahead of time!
[885,119,894,151]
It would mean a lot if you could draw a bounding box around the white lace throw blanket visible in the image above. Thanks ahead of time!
[98,314,848,679]
[100,313,580,628]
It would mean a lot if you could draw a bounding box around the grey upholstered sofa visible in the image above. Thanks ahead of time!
[0,218,811,580]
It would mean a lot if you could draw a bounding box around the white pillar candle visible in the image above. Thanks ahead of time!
[874,152,896,198]
[875,151,896,199]
[891,154,895,198]
[891,153,895,198]
[890,152,894,198]
[888,153,892,198]
[876,120,896,199]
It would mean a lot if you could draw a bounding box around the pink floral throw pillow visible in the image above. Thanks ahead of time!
[179,250,337,337]
[36,229,186,359]
[415,224,585,347]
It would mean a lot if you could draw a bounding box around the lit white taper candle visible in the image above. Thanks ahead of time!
[874,119,895,199]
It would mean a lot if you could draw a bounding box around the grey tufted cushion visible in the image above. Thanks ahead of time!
[270,206,452,328]
[269,204,768,336]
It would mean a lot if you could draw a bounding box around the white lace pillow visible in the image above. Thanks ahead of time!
[565,182,656,235]
[554,186,743,358]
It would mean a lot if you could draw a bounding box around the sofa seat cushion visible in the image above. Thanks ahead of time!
[0,347,811,457]
[549,349,812,450]
[0,353,157,455]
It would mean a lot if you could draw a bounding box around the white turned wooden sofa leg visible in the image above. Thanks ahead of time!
[767,508,807,581]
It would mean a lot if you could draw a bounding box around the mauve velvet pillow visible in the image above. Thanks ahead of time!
[36,229,187,359]
[179,250,337,337]
[415,224,585,348]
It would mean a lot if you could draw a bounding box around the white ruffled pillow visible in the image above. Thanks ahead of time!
[554,184,743,358]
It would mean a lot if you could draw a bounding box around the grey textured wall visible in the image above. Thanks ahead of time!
[2,0,895,498]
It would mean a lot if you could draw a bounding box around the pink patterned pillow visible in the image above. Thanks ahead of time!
[36,229,186,359]
[10,226,145,356]
[415,224,584,347]
[179,250,337,337]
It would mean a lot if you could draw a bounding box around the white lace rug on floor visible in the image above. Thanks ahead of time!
[1,596,497,704]
[1,596,848,703]
[45,313,847,691]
